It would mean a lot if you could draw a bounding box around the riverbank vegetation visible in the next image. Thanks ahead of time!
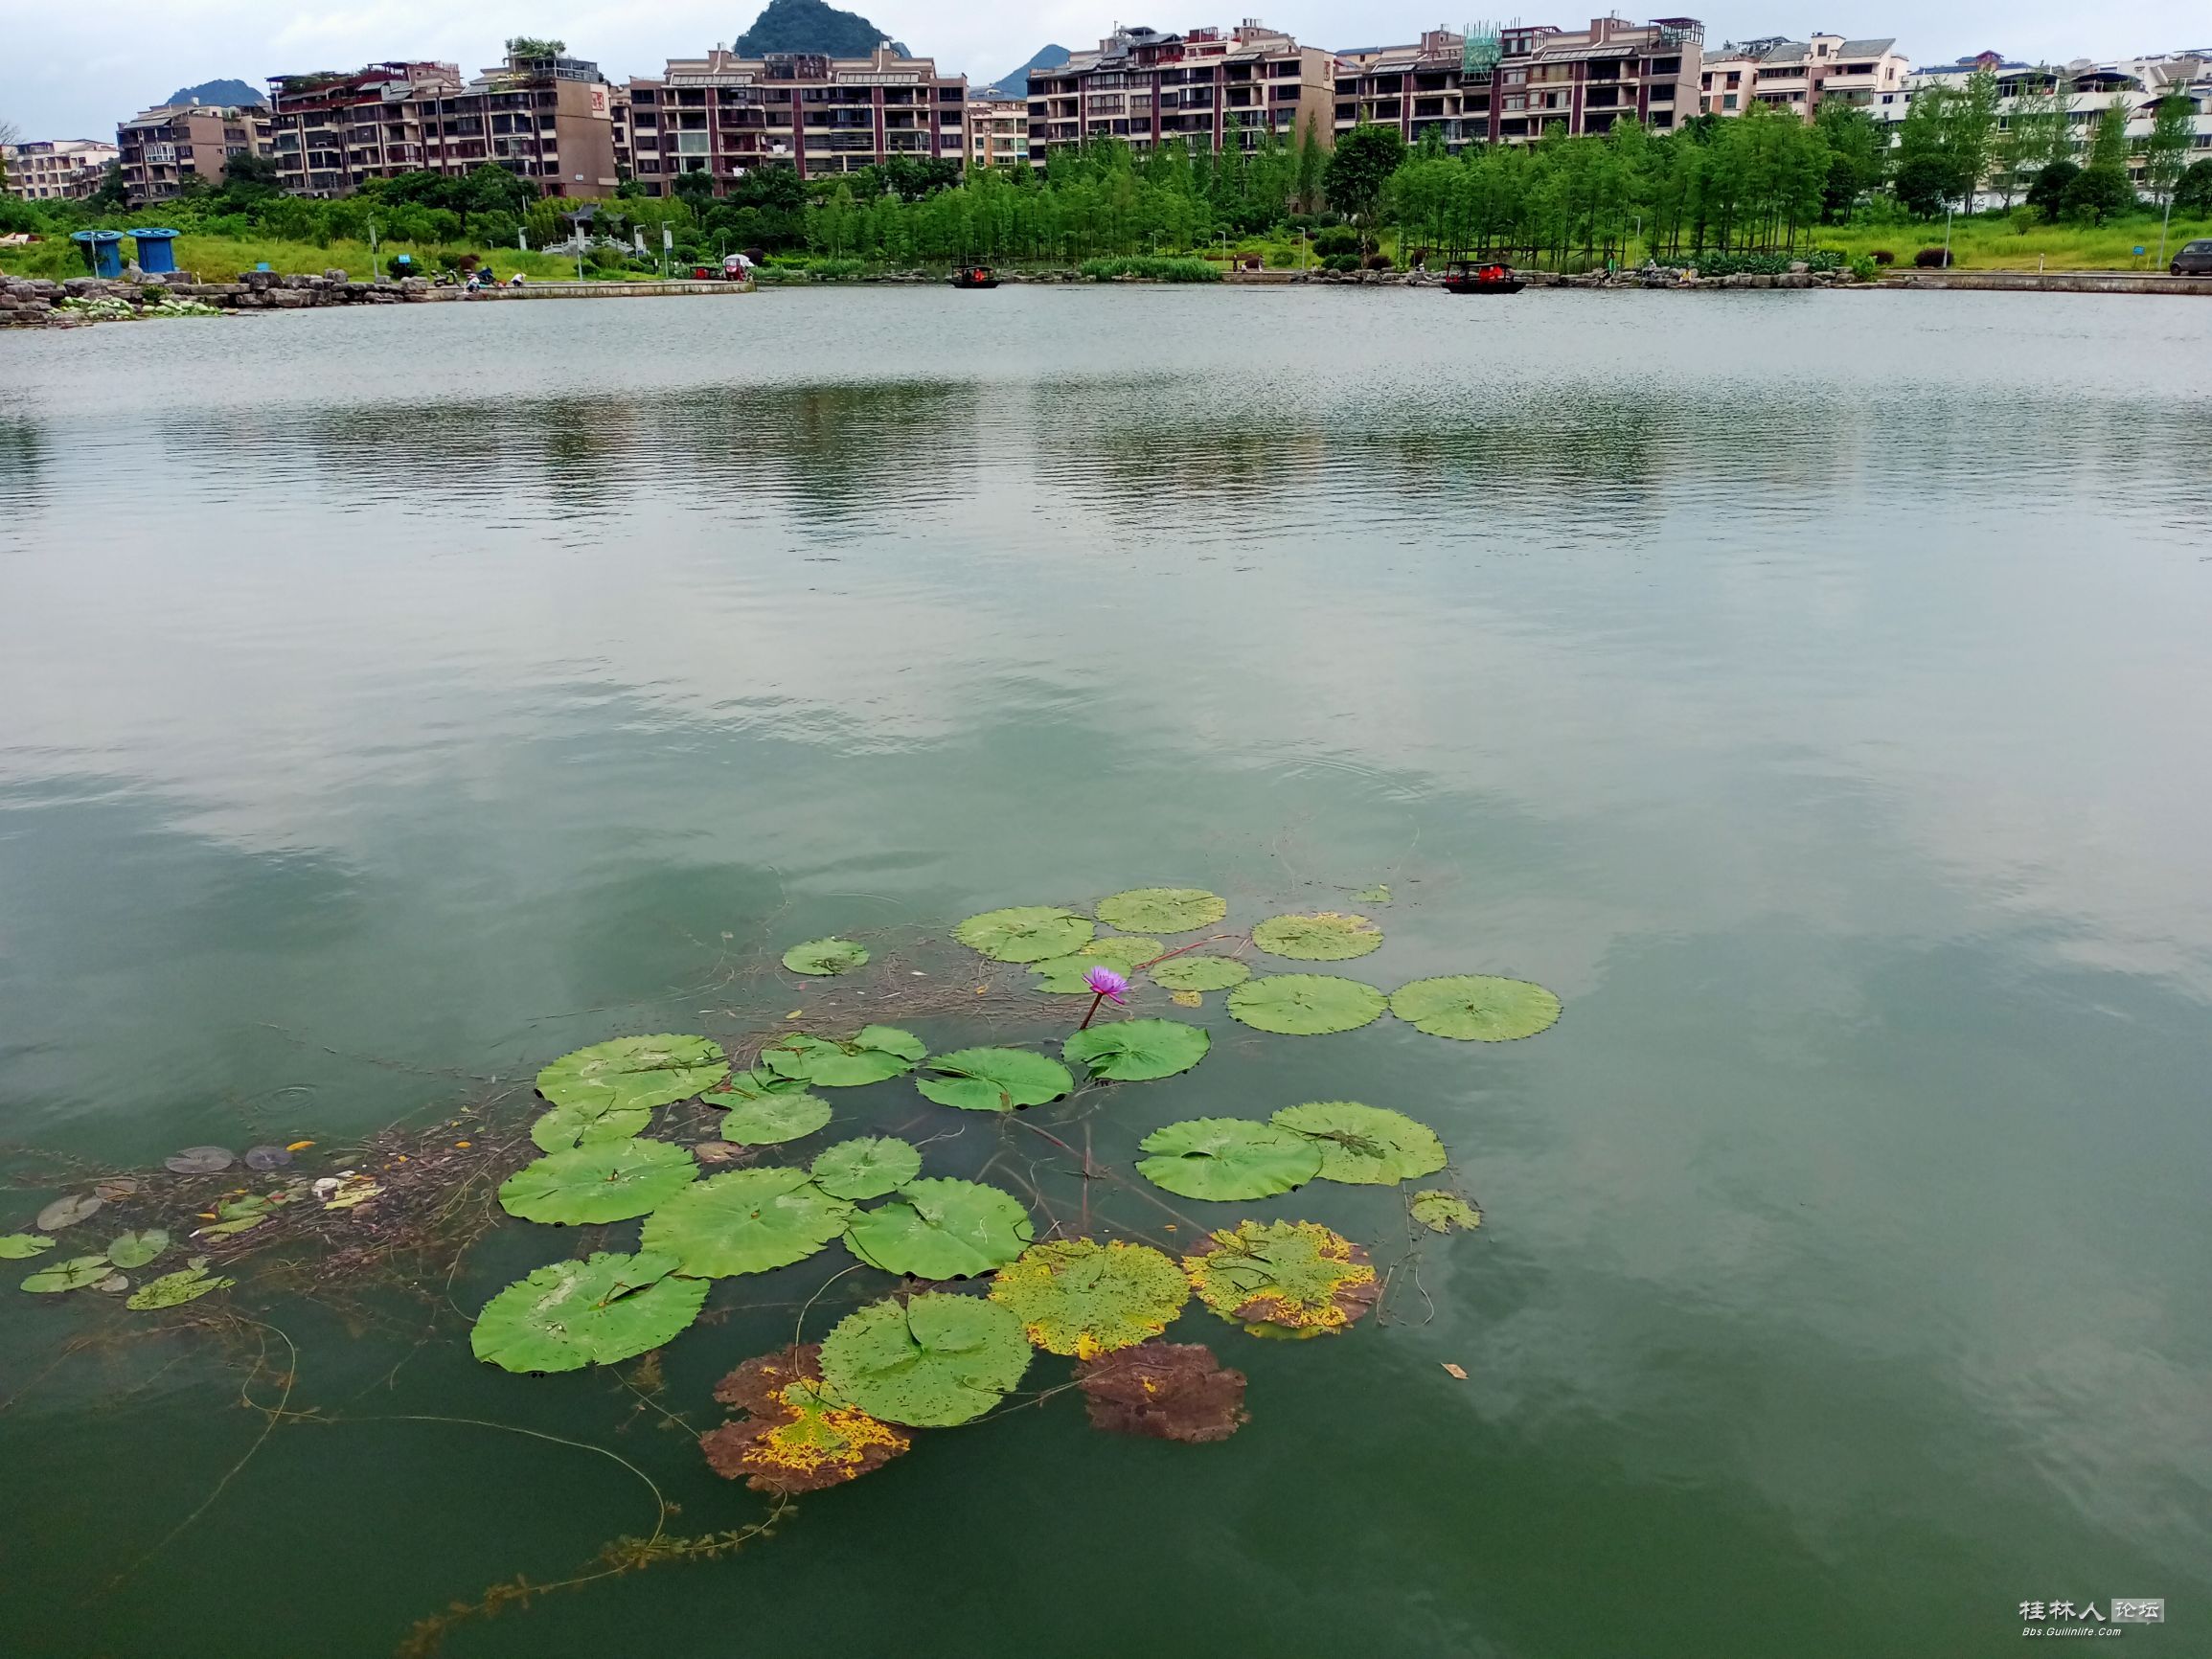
[5,80,2208,285]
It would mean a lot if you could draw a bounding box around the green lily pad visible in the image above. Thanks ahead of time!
[1271,1102,1447,1186]
[469,1250,708,1375]
[536,1034,729,1115]
[1095,888,1228,934]
[760,1026,926,1087]
[496,1139,698,1226]
[1351,884,1392,905]
[530,1096,651,1153]
[1410,1191,1482,1234]
[718,1092,833,1146]
[951,906,1096,964]
[1136,1119,1323,1201]
[1389,975,1562,1041]
[1183,1219,1380,1338]
[1030,937,1164,992]
[640,1168,855,1278]
[783,937,870,976]
[1252,911,1383,961]
[1062,1018,1211,1082]
[721,1066,812,1100]
[21,1255,115,1293]
[816,1291,1032,1427]
[842,1177,1034,1280]
[914,1047,1074,1112]
[810,1137,924,1201]
[105,1230,171,1269]
[988,1239,1190,1357]
[1149,955,1250,992]
[1226,974,1387,1035]
[0,1235,55,1260]
[126,1263,235,1309]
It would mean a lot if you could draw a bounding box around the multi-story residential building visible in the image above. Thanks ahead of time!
[263,48,618,197]
[1334,17,1703,148]
[613,45,966,192]
[1877,51,2212,198]
[966,95,1031,168]
[1026,22,1336,158]
[115,104,273,205]
[1698,34,1907,118]
[1,139,120,201]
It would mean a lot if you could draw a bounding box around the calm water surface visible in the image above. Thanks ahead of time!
[2,287,2209,1658]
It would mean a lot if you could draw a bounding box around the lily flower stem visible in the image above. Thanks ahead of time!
[1077,990,1108,1031]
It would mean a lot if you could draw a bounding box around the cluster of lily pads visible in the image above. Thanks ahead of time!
[3,1208,236,1309]
[467,886,1547,1496]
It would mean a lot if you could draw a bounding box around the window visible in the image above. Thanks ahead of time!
[1722,94,1738,109]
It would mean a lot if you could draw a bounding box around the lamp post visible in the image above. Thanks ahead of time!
[2156,189,2176,270]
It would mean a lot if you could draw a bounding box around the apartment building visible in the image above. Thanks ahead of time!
[1699,34,1907,117]
[115,104,273,205]
[263,48,618,197]
[1026,21,1336,158]
[614,45,966,191]
[2,139,120,201]
[966,95,1031,167]
[1334,17,1703,150]
[1877,51,2212,196]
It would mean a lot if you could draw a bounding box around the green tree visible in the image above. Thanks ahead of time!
[1813,102,1883,219]
[671,169,718,206]
[506,37,566,58]
[2064,105,2134,221]
[1992,69,2061,207]
[2140,94,2195,204]
[1938,67,2000,210]
[2026,157,2080,221]
[1890,82,1955,215]
[220,150,283,194]
[2176,158,2212,215]
[1293,115,1325,214]
[1322,123,1406,242]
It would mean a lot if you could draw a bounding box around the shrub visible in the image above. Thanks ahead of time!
[1362,251,1393,270]
[1870,248,1895,264]
[1323,253,1361,272]
[1654,249,1844,279]
[1311,227,1360,257]
[1848,254,1879,284]
[1913,246,1951,268]
[2026,159,2080,222]
[2061,166,2133,224]
[1077,256,1220,283]
[585,244,626,272]
[2177,159,2212,216]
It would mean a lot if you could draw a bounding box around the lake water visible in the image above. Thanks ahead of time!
[2,287,2208,1659]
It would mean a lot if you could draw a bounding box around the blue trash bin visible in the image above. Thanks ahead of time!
[127,228,181,274]
[70,229,125,279]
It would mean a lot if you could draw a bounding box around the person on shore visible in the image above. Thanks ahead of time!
[509,272,524,287]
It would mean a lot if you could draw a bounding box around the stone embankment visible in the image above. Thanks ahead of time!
[3,267,752,327]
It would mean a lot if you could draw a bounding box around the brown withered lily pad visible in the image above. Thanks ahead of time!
[1183,1219,1380,1339]
[1077,1342,1249,1443]
[700,1344,911,1494]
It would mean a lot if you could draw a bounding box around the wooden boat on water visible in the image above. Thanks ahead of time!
[950,265,1001,289]
[1442,260,1524,295]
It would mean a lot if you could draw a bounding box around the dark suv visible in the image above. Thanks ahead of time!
[2172,239,2212,275]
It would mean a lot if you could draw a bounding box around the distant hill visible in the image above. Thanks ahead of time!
[166,78,265,108]
[736,0,907,57]
[980,44,1070,99]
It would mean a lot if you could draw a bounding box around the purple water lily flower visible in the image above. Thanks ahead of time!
[1084,965,1129,1004]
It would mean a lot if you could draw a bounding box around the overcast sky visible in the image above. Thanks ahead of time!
[6,1,2206,140]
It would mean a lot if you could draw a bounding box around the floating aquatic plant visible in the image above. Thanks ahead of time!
[1226,973,1387,1035]
[20,1255,114,1293]
[1409,1191,1482,1233]
[125,1260,234,1309]
[782,938,870,976]
[1136,1119,1324,1201]
[842,1177,1034,1280]
[700,1345,910,1492]
[36,1193,103,1230]
[470,1250,708,1374]
[1031,936,1163,992]
[1148,955,1250,993]
[536,1034,729,1114]
[716,1091,833,1146]
[1077,965,1129,1031]
[531,1095,652,1154]
[162,1148,232,1177]
[816,1291,1032,1427]
[913,1047,1073,1112]
[1062,1017,1210,1081]
[497,1139,698,1226]
[1389,975,1561,1041]
[1077,1342,1248,1442]
[640,1168,854,1278]
[1094,888,1227,934]
[1271,1102,1447,1186]
[988,1239,1189,1357]
[809,1137,923,1201]
[104,1229,170,1269]
[1251,911,1383,962]
[952,905,1095,964]
[1183,1219,1380,1339]
[760,1026,925,1087]
[0,1234,55,1260]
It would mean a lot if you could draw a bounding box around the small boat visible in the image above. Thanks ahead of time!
[1442,260,1524,295]
[950,265,1001,289]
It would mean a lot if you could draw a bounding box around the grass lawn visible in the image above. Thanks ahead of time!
[1813,212,2212,271]
[0,233,665,284]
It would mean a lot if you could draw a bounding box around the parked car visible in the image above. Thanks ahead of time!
[2172,239,2212,275]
